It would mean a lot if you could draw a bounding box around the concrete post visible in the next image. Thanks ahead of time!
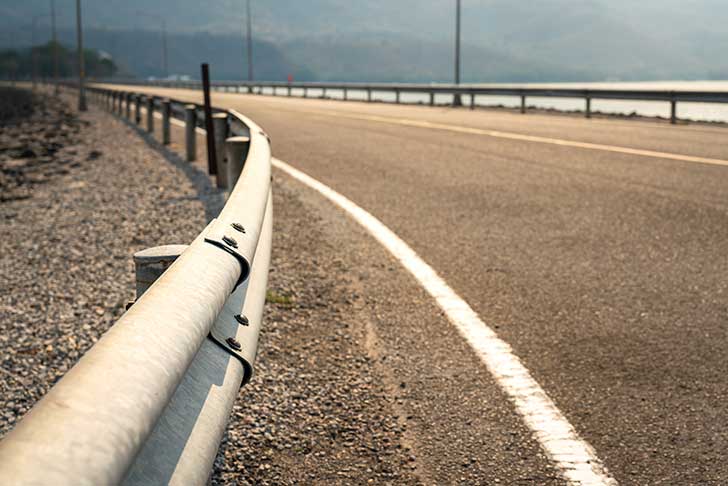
[162,99,171,145]
[185,105,197,162]
[225,136,251,189]
[212,113,229,189]
[146,97,154,133]
[135,95,142,124]
[133,245,188,299]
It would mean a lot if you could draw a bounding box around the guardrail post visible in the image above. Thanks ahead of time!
[430,92,435,106]
[133,245,188,298]
[118,92,125,116]
[225,136,251,188]
[395,89,401,104]
[212,113,230,189]
[185,105,197,162]
[162,99,171,145]
[287,86,291,97]
[670,93,677,124]
[366,88,372,102]
[303,87,308,98]
[135,95,142,124]
[125,93,131,119]
[343,87,348,101]
[146,97,155,133]
[585,96,592,119]
[470,93,476,110]
[322,87,327,99]
[520,94,527,114]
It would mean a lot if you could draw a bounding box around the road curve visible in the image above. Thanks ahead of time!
[103,84,728,485]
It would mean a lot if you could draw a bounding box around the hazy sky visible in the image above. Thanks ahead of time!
[2,1,727,82]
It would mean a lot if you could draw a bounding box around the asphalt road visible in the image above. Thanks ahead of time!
[105,85,728,485]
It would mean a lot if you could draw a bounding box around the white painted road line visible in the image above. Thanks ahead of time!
[295,108,728,167]
[273,157,618,486]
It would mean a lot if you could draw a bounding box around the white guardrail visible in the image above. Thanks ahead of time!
[107,78,728,124]
[0,85,272,485]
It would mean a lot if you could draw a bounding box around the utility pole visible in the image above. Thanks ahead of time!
[76,0,87,111]
[246,0,254,82]
[51,0,59,95]
[31,16,41,90]
[453,0,462,106]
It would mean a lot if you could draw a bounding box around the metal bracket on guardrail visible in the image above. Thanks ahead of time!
[207,319,254,385]
[133,243,255,385]
[203,218,252,288]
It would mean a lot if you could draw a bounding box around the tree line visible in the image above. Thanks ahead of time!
[0,42,117,80]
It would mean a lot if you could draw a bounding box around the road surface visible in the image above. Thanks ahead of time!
[104,84,728,485]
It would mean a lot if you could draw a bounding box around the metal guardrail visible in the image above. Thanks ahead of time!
[0,85,272,485]
[105,78,728,124]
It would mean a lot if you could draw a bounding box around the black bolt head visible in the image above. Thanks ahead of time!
[226,337,242,351]
[231,222,246,233]
[235,314,249,326]
[222,235,238,248]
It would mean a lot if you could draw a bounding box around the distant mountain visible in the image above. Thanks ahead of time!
[2,0,728,82]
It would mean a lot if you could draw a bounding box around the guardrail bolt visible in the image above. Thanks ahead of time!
[234,314,249,326]
[231,222,246,233]
[226,337,242,351]
[222,235,238,248]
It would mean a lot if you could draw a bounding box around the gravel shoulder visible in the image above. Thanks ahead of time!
[0,90,207,436]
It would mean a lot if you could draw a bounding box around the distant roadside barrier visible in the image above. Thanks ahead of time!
[105,78,728,124]
[0,83,272,485]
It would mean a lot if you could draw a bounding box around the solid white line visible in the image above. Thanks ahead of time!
[273,157,618,486]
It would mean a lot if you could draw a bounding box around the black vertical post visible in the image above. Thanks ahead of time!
[76,0,87,111]
[201,63,218,175]
[51,0,59,95]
